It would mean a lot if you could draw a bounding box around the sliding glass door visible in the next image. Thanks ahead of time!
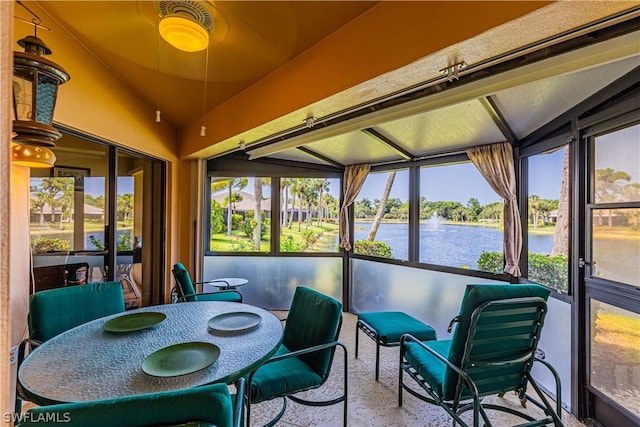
[28,130,166,308]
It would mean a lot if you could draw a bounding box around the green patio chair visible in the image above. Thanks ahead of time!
[172,262,242,303]
[399,283,564,427]
[18,379,245,427]
[246,286,347,427]
[16,281,126,413]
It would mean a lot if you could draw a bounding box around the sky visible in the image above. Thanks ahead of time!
[358,150,565,206]
[84,176,133,197]
[208,152,566,208]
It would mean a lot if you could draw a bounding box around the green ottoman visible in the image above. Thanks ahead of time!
[356,311,437,381]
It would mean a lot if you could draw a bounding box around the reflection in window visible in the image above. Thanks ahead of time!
[527,146,569,293]
[420,163,503,270]
[279,178,340,253]
[209,177,271,253]
[591,125,640,286]
[591,208,640,286]
[590,299,640,419]
[354,170,409,260]
[594,125,640,204]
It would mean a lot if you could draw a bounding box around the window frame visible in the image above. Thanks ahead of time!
[204,156,343,257]
[519,133,574,300]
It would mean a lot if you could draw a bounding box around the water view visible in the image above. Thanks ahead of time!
[355,221,553,269]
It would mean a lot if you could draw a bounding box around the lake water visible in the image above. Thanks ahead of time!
[354,222,553,269]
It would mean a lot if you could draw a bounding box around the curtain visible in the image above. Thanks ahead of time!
[339,164,370,251]
[467,143,522,276]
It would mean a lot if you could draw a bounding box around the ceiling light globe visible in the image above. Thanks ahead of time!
[12,144,56,168]
[159,16,209,52]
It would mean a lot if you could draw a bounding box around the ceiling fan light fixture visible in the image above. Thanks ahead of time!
[159,15,209,52]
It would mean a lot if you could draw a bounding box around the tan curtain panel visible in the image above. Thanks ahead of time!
[339,164,370,251]
[467,143,522,276]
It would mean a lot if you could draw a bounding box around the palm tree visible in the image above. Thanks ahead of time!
[529,195,541,228]
[315,178,329,227]
[30,191,48,226]
[281,178,293,227]
[301,181,319,230]
[117,193,134,222]
[368,171,396,241]
[288,179,303,229]
[253,178,271,250]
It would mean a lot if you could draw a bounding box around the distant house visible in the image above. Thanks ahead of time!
[29,202,105,223]
[211,191,271,218]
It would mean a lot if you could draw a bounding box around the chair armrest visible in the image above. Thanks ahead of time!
[447,316,461,333]
[264,340,346,364]
[17,338,42,367]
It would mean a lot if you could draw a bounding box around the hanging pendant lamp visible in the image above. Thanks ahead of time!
[12,2,70,168]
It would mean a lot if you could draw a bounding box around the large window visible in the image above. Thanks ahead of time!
[353,170,409,260]
[279,178,340,253]
[420,162,503,270]
[209,177,271,253]
[526,145,570,293]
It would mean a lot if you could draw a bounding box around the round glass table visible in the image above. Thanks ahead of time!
[203,277,248,291]
[18,301,283,405]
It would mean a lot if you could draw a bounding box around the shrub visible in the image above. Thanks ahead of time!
[231,214,243,231]
[239,211,268,238]
[117,233,133,251]
[528,252,568,293]
[210,200,224,234]
[231,238,255,252]
[477,251,569,293]
[477,251,503,274]
[302,230,320,249]
[354,240,392,258]
[32,238,71,253]
[280,235,303,252]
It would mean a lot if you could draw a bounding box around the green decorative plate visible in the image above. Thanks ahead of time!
[208,312,262,334]
[142,342,220,377]
[103,312,166,333]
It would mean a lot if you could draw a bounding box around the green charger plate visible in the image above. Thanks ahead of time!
[142,342,220,377]
[103,312,166,333]
[208,312,262,334]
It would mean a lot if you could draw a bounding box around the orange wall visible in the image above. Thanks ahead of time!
[11,4,185,297]
[181,1,551,157]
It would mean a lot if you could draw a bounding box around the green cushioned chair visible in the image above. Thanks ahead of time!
[18,380,245,427]
[399,284,564,427]
[172,262,242,303]
[246,286,347,427]
[16,281,126,414]
[356,311,436,380]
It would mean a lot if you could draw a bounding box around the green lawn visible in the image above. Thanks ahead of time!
[210,222,339,252]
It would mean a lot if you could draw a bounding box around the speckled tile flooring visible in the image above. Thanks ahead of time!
[248,311,586,427]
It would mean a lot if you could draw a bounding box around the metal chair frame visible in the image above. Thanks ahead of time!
[399,297,564,427]
[171,266,242,303]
